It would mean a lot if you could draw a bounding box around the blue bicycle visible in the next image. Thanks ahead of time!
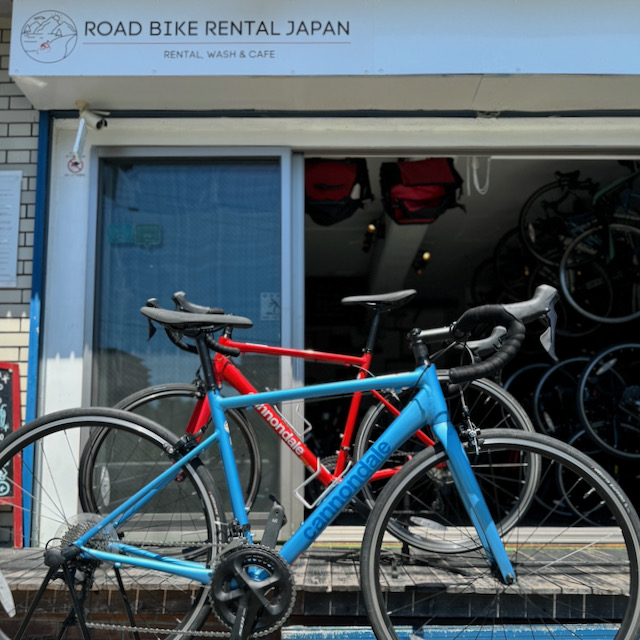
[1,293,640,639]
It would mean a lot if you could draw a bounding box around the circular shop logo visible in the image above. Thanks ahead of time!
[21,10,77,63]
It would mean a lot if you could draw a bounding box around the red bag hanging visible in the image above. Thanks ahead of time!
[305,158,372,226]
[380,158,465,225]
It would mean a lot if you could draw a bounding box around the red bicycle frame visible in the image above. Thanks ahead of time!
[184,335,434,493]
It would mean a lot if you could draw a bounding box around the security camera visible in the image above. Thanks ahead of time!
[81,110,108,130]
[76,101,109,130]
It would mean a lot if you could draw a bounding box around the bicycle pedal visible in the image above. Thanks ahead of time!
[261,498,287,548]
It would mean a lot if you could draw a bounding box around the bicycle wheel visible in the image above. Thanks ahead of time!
[577,343,640,461]
[502,361,551,416]
[353,376,538,552]
[492,227,533,301]
[80,383,261,512]
[361,429,640,640]
[531,357,590,437]
[0,407,223,638]
[468,257,504,306]
[559,224,640,324]
[519,176,598,267]
[528,262,608,339]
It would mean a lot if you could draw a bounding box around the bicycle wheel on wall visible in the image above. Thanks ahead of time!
[518,174,598,267]
[492,227,533,301]
[353,376,538,552]
[577,343,640,461]
[0,408,223,638]
[531,356,590,437]
[559,224,640,324]
[361,429,640,640]
[528,262,609,339]
[79,383,262,514]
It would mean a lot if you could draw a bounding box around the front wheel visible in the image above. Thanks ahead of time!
[353,377,538,552]
[361,429,640,640]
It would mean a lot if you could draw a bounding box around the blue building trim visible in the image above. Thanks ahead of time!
[26,110,51,424]
[22,110,51,544]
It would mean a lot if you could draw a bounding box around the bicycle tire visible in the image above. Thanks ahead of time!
[353,376,538,552]
[361,429,640,640]
[519,177,598,267]
[0,407,224,638]
[80,383,261,512]
[559,223,640,324]
[577,343,640,461]
[560,428,627,526]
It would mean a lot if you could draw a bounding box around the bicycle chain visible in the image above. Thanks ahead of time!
[122,540,216,548]
[84,622,230,636]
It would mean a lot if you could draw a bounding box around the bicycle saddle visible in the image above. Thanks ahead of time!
[141,306,253,332]
[341,289,416,310]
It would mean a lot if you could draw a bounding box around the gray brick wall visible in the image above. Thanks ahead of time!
[0,18,40,420]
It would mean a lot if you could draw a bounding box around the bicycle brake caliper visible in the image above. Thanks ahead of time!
[460,398,481,455]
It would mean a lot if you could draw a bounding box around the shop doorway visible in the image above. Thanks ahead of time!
[303,154,640,515]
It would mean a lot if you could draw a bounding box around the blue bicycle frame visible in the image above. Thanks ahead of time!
[71,362,515,585]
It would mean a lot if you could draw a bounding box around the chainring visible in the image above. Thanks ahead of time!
[211,544,295,638]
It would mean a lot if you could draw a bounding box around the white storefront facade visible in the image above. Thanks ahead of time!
[3,0,640,527]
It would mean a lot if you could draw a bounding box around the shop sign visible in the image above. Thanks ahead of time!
[10,0,640,78]
[10,0,372,76]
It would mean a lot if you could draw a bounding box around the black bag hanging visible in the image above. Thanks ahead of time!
[380,157,465,225]
[305,158,372,226]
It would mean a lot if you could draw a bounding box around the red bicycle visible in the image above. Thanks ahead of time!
[79,287,554,524]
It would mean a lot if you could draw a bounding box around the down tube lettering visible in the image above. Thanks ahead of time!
[302,440,390,540]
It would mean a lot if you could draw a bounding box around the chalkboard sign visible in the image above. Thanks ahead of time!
[0,363,22,546]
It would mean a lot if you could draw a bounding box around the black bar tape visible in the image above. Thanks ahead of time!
[449,305,525,384]
[164,327,198,355]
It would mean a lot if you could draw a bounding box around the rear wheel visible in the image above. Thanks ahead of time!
[361,429,640,640]
[0,407,223,638]
[79,382,261,514]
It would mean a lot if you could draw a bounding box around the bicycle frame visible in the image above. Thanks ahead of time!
[183,336,433,493]
[71,362,515,585]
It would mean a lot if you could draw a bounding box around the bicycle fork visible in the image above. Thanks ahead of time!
[431,417,516,584]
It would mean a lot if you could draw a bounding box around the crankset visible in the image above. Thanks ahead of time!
[210,544,295,640]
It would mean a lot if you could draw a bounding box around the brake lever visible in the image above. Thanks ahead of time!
[539,297,558,362]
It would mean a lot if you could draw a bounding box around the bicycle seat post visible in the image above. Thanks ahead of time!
[364,307,384,355]
[195,332,217,391]
[342,290,417,357]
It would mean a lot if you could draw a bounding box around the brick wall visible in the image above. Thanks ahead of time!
[0,17,40,421]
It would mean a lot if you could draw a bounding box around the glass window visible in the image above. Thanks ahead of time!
[93,157,282,514]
